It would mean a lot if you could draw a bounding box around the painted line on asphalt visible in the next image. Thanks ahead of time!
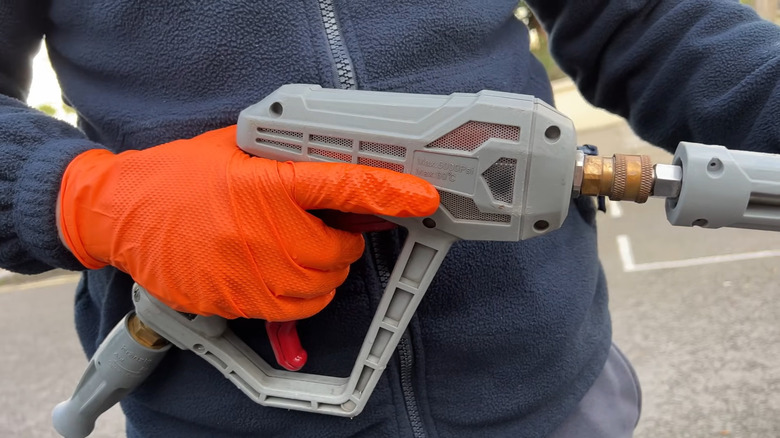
[608,200,623,219]
[0,268,13,280]
[616,235,637,272]
[0,274,81,294]
[616,234,780,272]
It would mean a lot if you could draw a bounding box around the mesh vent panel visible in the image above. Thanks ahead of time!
[427,122,520,151]
[359,142,407,158]
[309,148,351,162]
[257,128,303,139]
[310,135,352,149]
[358,157,404,173]
[482,158,517,204]
[255,138,302,152]
[439,191,511,223]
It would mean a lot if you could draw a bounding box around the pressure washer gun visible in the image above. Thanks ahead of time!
[52,85,780,438]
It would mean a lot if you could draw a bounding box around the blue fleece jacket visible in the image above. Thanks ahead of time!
[1,1,778,437]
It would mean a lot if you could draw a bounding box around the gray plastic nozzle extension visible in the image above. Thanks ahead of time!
[667,142,780,231]
[52,313,171,438]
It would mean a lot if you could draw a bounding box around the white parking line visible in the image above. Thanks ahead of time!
[616,234,780,272]
[609,201,623,219]
[0,269,13,280]
[0,274,81,294]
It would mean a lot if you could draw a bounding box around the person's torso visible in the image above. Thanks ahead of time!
[49,1,611,436]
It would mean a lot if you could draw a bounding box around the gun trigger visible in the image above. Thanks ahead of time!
[265,320,308,371]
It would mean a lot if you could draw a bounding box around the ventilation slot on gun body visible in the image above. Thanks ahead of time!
[256,128,304,152]
[425,121,520,223]
[482,158,517,204]
[439,191,511,223]
[309,148,353,162]
[425,121,520,151]
[310,135,352,149]
[357,158,404,173]
[435,157,517,222]
[357,142,406,172]
[308,135,353,162]
[359,142,407,158]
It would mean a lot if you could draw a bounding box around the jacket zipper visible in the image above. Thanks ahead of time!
[316,0,357,89]
[398,332,427,438]
[369,232,427,438]
[315,3,424,434]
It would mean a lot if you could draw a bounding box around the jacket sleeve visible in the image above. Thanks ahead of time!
[526,0,780,153]
[0,1,105,274]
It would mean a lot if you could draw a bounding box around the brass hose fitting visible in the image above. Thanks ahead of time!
[127,313,169,349]
[580,154,654,203]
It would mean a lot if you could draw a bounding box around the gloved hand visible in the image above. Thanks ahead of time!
[58,125,439,321]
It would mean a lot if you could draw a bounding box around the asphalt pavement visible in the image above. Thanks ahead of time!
[0,277,125,437]
[581,124,780,438]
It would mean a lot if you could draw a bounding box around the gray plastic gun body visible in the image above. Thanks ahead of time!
[51,85,579,436]
[237,84,577,240]
[52,85,579,437]
[222,84,577,415]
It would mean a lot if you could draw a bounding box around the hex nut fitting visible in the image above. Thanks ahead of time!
[581,155,614,197]
[572,150,585,198]
[127,313,170,349]
[652,164,683,198]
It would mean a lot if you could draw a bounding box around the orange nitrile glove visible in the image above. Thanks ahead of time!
[58,125,439,321]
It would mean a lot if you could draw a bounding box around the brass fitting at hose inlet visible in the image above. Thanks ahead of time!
[578,154,655,203]
[127,313,170,349]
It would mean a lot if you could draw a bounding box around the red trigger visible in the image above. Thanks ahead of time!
[265,321,308,371]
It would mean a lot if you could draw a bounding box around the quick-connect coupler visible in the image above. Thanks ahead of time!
[573,152,682,203]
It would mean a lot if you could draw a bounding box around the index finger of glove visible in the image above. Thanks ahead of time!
[279,162,440,218]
